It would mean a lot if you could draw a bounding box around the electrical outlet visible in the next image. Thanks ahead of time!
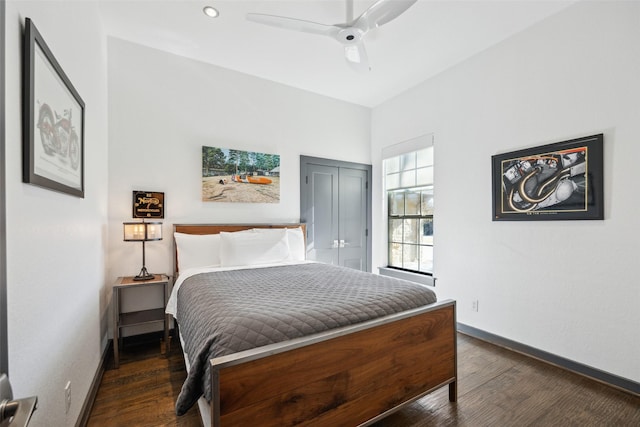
[472,300,479,312]
[64,381,71,414]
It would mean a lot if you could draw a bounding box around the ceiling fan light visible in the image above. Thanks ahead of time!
[345,45,360,63]
[203,6,219,18]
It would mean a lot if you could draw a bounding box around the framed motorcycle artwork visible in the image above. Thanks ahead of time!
[22,17,85,198]
[491,134,604,221]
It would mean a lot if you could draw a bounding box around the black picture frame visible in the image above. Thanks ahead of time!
[22,18,85,198]
[492,134,604,221]
[132,191,165,219]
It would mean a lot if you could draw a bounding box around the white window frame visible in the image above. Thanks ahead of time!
[381,134,434,280]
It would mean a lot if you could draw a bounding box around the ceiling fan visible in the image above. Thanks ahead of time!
[246,0,418,72]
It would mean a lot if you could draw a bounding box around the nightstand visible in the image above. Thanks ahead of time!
[112,274,170,368]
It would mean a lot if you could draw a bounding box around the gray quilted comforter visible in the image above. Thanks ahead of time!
[174,262,437,415]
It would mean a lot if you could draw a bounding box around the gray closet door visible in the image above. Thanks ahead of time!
[338,167,368,270]
[300,156,371,272]
[305,164,339,265]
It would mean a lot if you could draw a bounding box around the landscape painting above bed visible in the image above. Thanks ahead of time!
[201,146,280,203]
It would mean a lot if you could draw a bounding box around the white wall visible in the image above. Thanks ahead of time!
[106,38,370,331]
[4,1,109,426]
[372,0,640,383]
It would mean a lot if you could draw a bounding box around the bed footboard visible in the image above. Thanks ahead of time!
[210,300,457,426]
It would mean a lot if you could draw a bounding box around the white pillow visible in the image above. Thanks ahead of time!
[286,227,306,260]
[220,228,291,267]
[250,227,306,261]
[174,232,221,271]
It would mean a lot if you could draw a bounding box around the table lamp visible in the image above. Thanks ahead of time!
[123,221,163,281]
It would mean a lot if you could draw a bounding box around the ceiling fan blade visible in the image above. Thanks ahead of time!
[246,13,340,38]
[344,42,370,73]
[355,0,418,32]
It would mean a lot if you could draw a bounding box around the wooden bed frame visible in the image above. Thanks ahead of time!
[173,224,457,427]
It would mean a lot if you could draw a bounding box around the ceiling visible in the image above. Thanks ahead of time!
[98,0,575,107]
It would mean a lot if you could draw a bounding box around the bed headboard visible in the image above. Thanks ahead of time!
[172,223,306,276]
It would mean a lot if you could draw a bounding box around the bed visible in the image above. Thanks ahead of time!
[169,223,457,427]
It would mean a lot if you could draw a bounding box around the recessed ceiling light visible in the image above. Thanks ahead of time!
[203,6,219,18]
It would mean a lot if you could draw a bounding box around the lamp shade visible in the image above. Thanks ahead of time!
[123,222,163,242]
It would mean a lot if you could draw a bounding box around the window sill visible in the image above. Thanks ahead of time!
[378,267,435,287]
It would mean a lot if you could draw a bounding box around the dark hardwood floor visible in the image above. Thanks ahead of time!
[87,333,639,426]
[87,334,201,426]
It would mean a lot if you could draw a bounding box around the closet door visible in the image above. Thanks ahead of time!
[304,163,339,266]
[338,167,368,270]
[300,156,371,272]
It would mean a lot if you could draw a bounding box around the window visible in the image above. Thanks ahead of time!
[385,146,433,274]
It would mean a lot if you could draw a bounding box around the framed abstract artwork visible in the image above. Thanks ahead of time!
[492,134,604,221]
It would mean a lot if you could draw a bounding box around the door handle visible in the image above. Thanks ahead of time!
[332,240,348,248]
[0,374,37,426]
